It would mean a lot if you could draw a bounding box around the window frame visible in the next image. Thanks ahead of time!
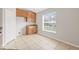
[42,12,56,34]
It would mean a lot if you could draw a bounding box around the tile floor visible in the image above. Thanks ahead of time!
[4,34,79,50]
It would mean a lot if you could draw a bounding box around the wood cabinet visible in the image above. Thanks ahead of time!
[16,8,36,22]
[26,25,37,34]
[16,9,28,17]
[28,12,36,22]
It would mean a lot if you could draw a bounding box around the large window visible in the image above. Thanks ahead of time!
[42,12,56,33]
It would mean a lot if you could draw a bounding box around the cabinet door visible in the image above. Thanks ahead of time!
[28,12,36,22]
[28,12,32,18]
[31,26,37,33]
[27,26,34,34]
[16,9,24,17]
[27,26,37,34]
[16,9,27,17]
[31,13,36,22]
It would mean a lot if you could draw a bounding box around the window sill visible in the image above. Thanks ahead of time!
[43,30,56,34]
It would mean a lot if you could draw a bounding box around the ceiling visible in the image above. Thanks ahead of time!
[20,8,47,13]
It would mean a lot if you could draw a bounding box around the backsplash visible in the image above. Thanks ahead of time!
[26,18,36,25]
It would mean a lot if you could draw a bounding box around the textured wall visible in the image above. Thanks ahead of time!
[37,8,79,47]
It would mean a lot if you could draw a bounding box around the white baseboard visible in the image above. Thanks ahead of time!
[2,39,16,48]
[38,34,79,48]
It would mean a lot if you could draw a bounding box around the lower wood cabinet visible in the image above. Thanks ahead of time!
[26,25,37,35]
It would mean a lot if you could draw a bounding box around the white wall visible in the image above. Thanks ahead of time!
[16,17,26,36]
[3,8,16,46]
[0,8,3,47]
[37,8,79,47]
[0,9,2,27]
[16,17,36,36]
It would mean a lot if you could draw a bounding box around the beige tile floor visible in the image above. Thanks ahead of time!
[4,34,79,50]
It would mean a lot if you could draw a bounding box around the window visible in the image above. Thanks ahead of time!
[42,12,56,33]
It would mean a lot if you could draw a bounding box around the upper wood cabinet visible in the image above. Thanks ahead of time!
[16,9,28,17]
[16,8,36,22]
[28,12,36,22]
